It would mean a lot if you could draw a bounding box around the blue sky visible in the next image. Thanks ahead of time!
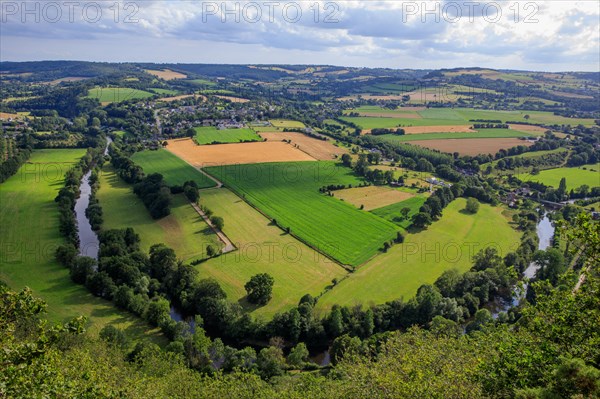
[1,1,598,71]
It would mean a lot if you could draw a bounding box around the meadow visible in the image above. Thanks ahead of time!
[204,162,400,266]
[97,166,222,262]
[341,107,596,129]
[316,198,521,309]
[370,196,428,229]
[518,163,600,190]
[194,127,262,145]
[197,188,347,318]
[0,149,162,339]
[269,119,306,129]
[86,87,155,104]
[131,149,217,188]
[378,128,534,143]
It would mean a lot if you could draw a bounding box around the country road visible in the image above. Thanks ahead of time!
[190,202,235,253]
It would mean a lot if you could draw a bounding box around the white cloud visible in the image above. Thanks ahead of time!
[0,0,598,70]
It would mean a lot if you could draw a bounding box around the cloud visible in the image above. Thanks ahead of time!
[0,0,598,70]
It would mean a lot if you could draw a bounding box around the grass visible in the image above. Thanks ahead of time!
[205,162,399,266]
[0,149,163,341]
[188,78,217,86]
[97,165,222,262]
[518,164,600,190]
[339,116,466,129]
[378,129,534,143]
[316,198,521,310]
[193,127,262,145]
[149,88,179,96]
[131,149,217,188]
[370,196,427,229]
[269,119,306,129]
[197,188,347,318]
[341,107,596,128]
[86,87,155,104]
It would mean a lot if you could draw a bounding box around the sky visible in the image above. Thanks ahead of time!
[1,1,599,71]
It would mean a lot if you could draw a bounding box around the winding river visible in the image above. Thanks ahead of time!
[74,137,111,259]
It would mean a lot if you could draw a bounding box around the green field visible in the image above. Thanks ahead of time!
[131,149,217,188]
[341,107,596,128]
[97,166,222,262]
[269,119,306,128]
[188,78,217,86]
[518,164,600,190]
[193,126,262,145]
[197,188,347,318]
[378,129,534,143]
[149,88,179,96]
[339,116,466,129]
[205,162,399,266]
[316,198,520,309]
[370,196,427,229]
[86,87,155,103]
[0,149,161,340]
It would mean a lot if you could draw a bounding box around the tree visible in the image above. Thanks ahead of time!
[206,244,217,258]
[257,346,285,379]
[287,342,309,367]
[465,197,480,214]
[184,185,199,203]
[145,297,170,326]
[401,207,411,220]
[245,273,274,305]
[341,153,352,167]
[211,216,224,231]
[99,325,129,349]
[412,212,432,228]
[533,248,566,285]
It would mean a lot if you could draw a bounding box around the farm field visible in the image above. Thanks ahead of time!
[270,119,306,128]
[149,88,179,96]
[414,138,534,156]
[518,164,600,190]
[378,128,534,143]
[197,188,347,318]
[145,69,187,80]
[86,86,155,104]
[341,107,596,128]
[340,116,466,129]
[258,132,347,160]
[166,138,316,167]
[316,198,520,309]
[333,186,415,211]
[370,196,428,229]
[215,95,249,103]
[194,126,262,144]
[205,162,400,266]
[0,149,162,339]
[403,125,475,134]
[97,166,222,261]
[131,149,217,188]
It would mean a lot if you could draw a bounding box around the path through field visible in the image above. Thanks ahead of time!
[190,202,236,253]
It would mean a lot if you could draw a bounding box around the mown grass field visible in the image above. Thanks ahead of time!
[197,188,347,318]
[86,87,155,103]
[518,163,600,190]
[98,166,222,262]
[194,127,262,145]
[149,88,179,96]
[370,196,427,229]
[0,149,162,340]
[341,107,596,128]
[316,198,521,310]
[269,119,306,128]
[378,128,534,143]
[131,149,217,188]
[205,162,399,266]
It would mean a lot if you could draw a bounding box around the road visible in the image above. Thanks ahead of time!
[190,202,235,253]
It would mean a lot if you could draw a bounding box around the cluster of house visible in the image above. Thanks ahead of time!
[504,187,532,208]
[425,176,452,188]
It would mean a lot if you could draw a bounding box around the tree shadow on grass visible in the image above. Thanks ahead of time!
[237,295,263,313]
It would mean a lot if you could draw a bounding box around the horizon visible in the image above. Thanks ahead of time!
[1,1,599,72]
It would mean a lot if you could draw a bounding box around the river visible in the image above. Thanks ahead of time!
[74,137,112,259]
